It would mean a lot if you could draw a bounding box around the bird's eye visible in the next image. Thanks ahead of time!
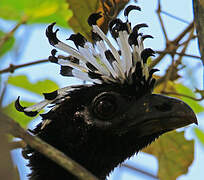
[92,94,117,120]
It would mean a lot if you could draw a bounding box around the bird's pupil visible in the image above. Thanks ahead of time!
[97,100,114,116]
[93,94,117,120]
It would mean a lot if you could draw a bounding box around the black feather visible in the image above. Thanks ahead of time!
[46,23,60,46]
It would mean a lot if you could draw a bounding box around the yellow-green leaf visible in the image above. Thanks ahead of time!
[67,0,99,40]
[174,84,204,113]
[67,0,129,40]
[194,127,204,146]
[8,75,59,95]
[2,101,35,128]
[0,30,15,58]
[143,131,194,180]
[0,0,72,27]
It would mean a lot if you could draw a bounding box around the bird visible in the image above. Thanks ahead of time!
[15,5,197,180]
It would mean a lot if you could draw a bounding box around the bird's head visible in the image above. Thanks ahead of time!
[75,88,197,138]
[15,5,197,179]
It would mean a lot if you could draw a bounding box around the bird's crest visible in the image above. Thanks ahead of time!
[15,5,158,117]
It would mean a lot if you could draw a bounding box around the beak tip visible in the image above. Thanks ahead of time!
[194,119,198,125]
[189,113,198,125]
[190,111,198,125]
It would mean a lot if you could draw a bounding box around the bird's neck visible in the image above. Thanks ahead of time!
[28,123,161,180]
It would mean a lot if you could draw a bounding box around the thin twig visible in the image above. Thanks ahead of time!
[160,10,190,24]
[179,35,197,46]
[0,112,98,180]
[175,28,195,65]
[161,53,175,92]
[0,59,49,74]
[161,91,203,101]
[155,28,195,87]
[0,17,27,49]
[0,54,72,74]
[157,0,168,41]
[155,51,200,60]
[122,164,158,179]
[0,83,7,108]
[150,20,194,69]
[173,22,194,45]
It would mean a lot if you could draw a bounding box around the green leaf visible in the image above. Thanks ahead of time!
[143,131,194,180]
[67,0,129,40]
[67,0,99,40]
[0,0,72,27]
[175,84,204,113]
[0,30,15,58]
[8,75,59,95]
[194,127,204,146]
[2,101,35,128]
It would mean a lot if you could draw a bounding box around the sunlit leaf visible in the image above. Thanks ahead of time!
[194,127,204,146]
[154,78,176,94]
[0,30,15,58]
[174,84,204,113]
[67,0,129,40]
[143,131,194,180]
[2,101,35,128]
[0,0,72,27]
[7,75,59,95]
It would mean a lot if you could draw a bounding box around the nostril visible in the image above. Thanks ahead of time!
[155,102,172,112]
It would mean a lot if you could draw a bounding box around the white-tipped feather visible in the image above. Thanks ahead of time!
[56,42,88,63]
[143,65,149,80]
[92,25,123,68]
[95,41,118,78]
[132,45,141,63]
[24,86,77,112]
[117,37,126,73]
[24,100,50,112]
[78,46,109,75]
[112,61,125,83]
[122,31,132,73]
[52,23,148,85]
[117,31,132,74]
[22,83,99,114]
[137,36,144,53]
[72,69,102,84]
[57,59,88,73]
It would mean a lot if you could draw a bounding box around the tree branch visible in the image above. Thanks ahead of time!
[8,140,27,150]
[155,51,200,60]
[0,126,16,180]
[160,10,190,24]
[0,111,98,180]
[122,163,158,179]
[0,17,27,49]
[149,21,194,69]
[157,0,168,41]
[0,59,49,74]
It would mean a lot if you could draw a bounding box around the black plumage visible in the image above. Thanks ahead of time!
[16,5,197,180]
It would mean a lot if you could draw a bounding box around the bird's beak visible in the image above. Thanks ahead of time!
[117,94,197,137]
